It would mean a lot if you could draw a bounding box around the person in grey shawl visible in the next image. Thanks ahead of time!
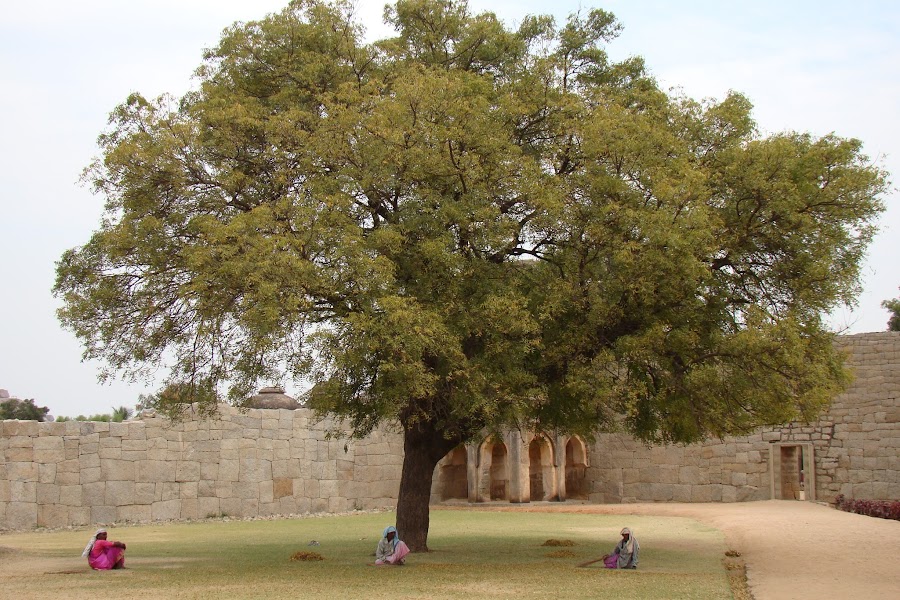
[602,527,639,569]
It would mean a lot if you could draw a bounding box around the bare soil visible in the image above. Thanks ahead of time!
[464,499,900,600]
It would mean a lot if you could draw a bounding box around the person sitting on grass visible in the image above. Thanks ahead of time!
[81,528,126,570]
[603,527,639,569]
[374,525,410,566]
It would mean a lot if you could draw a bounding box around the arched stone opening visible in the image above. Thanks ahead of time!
[528,435,557,501]
[565,436,589,500]
[437,445,468,501]
[479,438,509,501]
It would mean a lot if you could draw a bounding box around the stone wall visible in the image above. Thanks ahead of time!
[2,332,898,530]
[585,331,900,504]
[0,407,403,530]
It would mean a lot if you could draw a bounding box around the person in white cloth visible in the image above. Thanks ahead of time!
[374,525,410,565]
[602,527,639,569]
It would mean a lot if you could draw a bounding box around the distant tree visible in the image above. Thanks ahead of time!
[54,0,889,550]
[56,406,135,422]
[882,291,900,331]
[111,405,134,422]
[0,398,51,421]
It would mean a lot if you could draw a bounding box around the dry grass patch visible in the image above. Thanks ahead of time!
[289,550,324,561]
[541,539,576,546]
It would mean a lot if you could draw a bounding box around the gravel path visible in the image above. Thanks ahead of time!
[498,500,900,600]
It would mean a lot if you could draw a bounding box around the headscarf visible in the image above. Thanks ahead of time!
[81,528,106,557]
[382,526,400,550]
[619,527,637,555]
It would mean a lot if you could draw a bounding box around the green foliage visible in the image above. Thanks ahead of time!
[881,290,900,331]
[0,398,50,421]
[137,381,219,421]
[55,405,134,422]
[55,0,887,449]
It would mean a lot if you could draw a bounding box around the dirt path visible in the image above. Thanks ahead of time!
[474,500,900,600]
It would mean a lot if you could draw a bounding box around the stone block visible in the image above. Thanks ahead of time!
[36,483,60,504]
[79,452,100,469]
[220,497,241,516]
[159,482,180,501]
[6,462,39,482]
[176,461,201,482]
[38,504,69,528]
[241,498,260,517]
[83,481,106,506]
[59,485,83,506]
[5,447,34,462]
[33,436,64,452]
[134,482,155,505]
[106,480,136,506]
[98,447,123,460]
[122,439,148,452]
[101,459,135,481]
[259,482,274,504]
[91,505,118,523]
[118,505,152,523]
[138,460,174,483]
[648,483,674,501]
[235,481,259,500]
[181,498,200,520]
[181,482,199,500]
[4,421,39,436]
[691,485,722,502]
[219,460,240,482]
[69,506,91,526]
[671,484,692,502]
[38,462,57,484]
[152,500,182,521]
[7,502,38,529]
[273,478,294,499]
[10,480,36,503]
[200,462,219,481]
[199,497,221,518]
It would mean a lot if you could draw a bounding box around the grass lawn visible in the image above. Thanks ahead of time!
[0,508,734,599]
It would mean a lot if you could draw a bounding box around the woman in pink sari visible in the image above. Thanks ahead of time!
[82,528,126,569]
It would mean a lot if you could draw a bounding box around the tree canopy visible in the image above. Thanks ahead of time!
[0,398,50,421]
[54,0,888,549]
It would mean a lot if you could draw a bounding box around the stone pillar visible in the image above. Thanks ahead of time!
[506,430,529,503]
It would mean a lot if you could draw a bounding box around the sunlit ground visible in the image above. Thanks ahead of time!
[0,509,734,600]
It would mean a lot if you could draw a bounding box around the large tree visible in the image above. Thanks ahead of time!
[55,0,887,550]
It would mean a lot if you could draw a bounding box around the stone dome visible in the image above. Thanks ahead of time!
[246,386,301,410]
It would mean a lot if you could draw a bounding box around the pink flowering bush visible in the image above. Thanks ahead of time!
[834,495,900,521]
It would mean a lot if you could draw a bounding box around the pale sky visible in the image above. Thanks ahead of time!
[1,1,898,418]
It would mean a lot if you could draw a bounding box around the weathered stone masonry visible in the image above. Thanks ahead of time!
[2,332,898,530]
[582,331,900,504]
[0,410,404,530]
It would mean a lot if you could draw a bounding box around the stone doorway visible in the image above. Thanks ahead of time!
[769,442,816,501]
[437,445,468,501]
[528,435,557,501]
[481,438,509,501]
[565,436,589,500]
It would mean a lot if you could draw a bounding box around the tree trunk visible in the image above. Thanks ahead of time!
[395,418,461,552]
